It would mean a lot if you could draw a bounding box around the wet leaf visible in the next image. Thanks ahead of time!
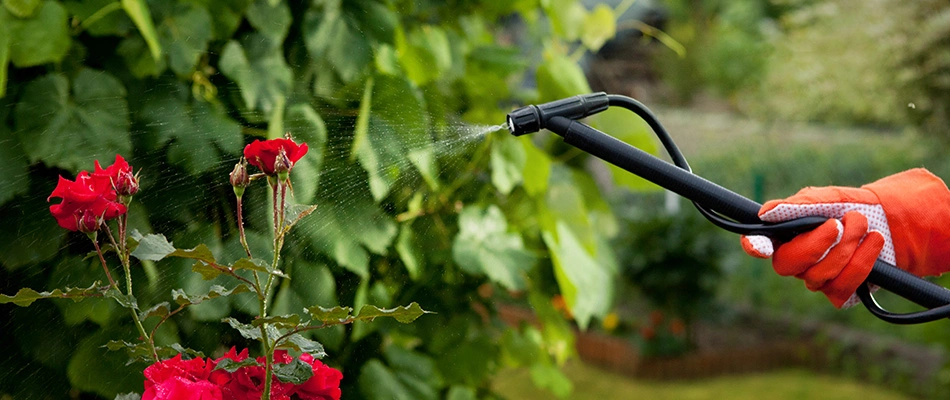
[274,357,315,384]
[215,358,261,373]
[138,302,170,320]
[303,7,372,83]
[130,233,176,262]
[490,133,526,195]
[251,314,301,329]
[220,33,292,115]
[14,70,130,172]
[171,284,251,306]
[305,305,353,324]
[354,303,428,324]
[0,282,104,307]
[232,258,287,278]
[521,137,552,197]
[452,205,534,290]
[3,0,41,18]
[168,244,216,264]
[395,223,424,281]
[278,333,326,357]
[222,317,262,340]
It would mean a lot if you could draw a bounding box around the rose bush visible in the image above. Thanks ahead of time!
[143,348,342,400]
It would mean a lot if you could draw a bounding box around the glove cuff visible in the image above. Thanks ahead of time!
[863,168,950,276]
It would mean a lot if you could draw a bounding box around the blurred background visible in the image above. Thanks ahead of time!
[1,0,950,399]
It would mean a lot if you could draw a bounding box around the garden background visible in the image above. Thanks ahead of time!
[2,0,950,399]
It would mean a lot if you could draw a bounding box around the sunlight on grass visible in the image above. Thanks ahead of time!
[493,362,912,400]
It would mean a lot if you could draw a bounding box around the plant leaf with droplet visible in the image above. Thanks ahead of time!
[452,205,534,290]
[274,358,314,384]
[0,282,104,307]
[354,303,428,324]
[278,333,326,357]
[251,314,301,329]
[171,284,251,306]
[215,358,261,373]
[130,233,176,262]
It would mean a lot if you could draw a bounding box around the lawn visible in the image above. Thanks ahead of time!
[493,361,912,400]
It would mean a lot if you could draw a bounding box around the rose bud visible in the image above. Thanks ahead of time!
[274,147,293,182]
[77,210,101,235]
[230,159,250,198]
[116,170,139,197]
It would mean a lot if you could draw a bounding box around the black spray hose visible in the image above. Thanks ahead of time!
[507,93,950,324]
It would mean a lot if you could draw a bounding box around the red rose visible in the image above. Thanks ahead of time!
[143,355,221,400]
[144,376,222,400]
[223,351,295,400]
[92,154,135,195]
[243,138,308,175]
[48,171,126,231]
[294,353,342,400]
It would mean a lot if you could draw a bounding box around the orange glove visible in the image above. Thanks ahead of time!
[741,169,950,308]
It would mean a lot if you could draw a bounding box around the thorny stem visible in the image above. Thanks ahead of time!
[91,237,118,290]
[237,197,252,258]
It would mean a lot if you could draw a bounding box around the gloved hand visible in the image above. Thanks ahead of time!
[741,169,950,308]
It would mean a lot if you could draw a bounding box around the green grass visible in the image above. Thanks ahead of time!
[493,362,912,400]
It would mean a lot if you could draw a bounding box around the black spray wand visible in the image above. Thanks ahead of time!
[507,92,950,324]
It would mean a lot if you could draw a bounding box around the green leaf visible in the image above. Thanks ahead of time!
[285,103,328,203]
[354,302,428,324]
[279,333,327,357]
[155,2,211,75]
[536,55,592,102]
[303,8,372,83]
[396,25,452,86]
[171,284,251,306]
[490,132,526,195]
[0,282,104,307]
[521,136,552,197]
[351,75,432,200]
[130,233,176,262]
[359,359,413,400]
[168,244,216,263]
[222,317,262,340]
[220,33,292,115]
[305,305,353,324]
[233,258,287,278]
[395,223,423,281]
[196,0,249,40]
[214,358,261,373]
[580,4,616,52]
[4,1,70,67]
[542,221,612,330]
[138,302,170,321]
[542,0,587,41]
[452,205,534,290]
[282,204,318,233]
[273,358,314,384]
[251,314,300,329]
[115,393,142,400]
[246,0,290,42]
[384,345,444,390]
[304,197,396,277]
[191,261,223,280]
[122,0,161,60]
[139,84,242,174]
[3,0,40,17]
[14,70,130,172]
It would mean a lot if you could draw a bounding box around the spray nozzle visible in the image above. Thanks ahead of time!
[506,92,609,136]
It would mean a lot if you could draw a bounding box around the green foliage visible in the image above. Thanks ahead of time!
[0,0,660,398]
